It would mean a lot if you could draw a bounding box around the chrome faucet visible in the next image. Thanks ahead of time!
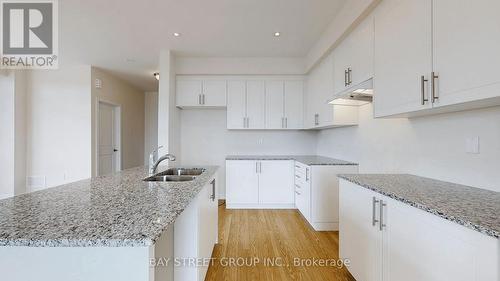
[149,146,176,175]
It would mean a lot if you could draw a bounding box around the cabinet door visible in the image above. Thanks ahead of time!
[349,16,374,86]
[227,81,246,129]
[197,184,213,281]
[265,80,285,129]
[259,161,294,205]
[202,80,226,107]
[339,180,382,281]
[246,81,265,129]
[382,196,496,281]
[306,53,334,127]
[333,36,352,95]
[176,80,202,107]
[284,81,304,129]
[432,0,500,108]
[226,160,258,205]
[373,0,433,117]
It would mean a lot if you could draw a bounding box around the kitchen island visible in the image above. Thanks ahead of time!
[0,166,219,281]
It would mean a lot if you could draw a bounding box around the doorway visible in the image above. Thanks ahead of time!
[97,101,121,176]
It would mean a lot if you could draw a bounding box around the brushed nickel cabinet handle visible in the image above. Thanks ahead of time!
[285,117,288,128]
[431,72,439,103]
[198,94,202,105]
[295,191,301,195]
[421,75,429,105]
[344,69,348,87]
[348,68,352,85]
[256,162,258,173]
[379,200,387,231]
[305,168,309,182]
[202,94,205,105]
[372,197,380,226]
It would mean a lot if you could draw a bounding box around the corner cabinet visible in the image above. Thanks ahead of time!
[174,176,218,281]
[295,162,359,231]
[339,179,499,281]
[373,0,500,118]
[176,77,227,108]
[226,160,294,208]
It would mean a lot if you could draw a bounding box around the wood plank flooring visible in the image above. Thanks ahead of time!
[205,201,355,281]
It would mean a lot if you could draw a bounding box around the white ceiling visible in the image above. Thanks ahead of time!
[60,0,347,91]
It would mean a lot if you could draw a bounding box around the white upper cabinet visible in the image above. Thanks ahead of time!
[432,0,500,108]
[283,81,304,129]
[202,80,227,106]
[245,80,266,129]
[373,0,433,117]
[176,80,203,107]
[265,80,304,129]
[226,81,247,129]
[176,77,226,108]
[333,16,374,95]
[306,53,358,129]
[226,80,265,130]
[373,0,500,117]
[265,80,285,129]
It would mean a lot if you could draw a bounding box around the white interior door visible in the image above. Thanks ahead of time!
[265,80,284,129]
[98,102,120,176]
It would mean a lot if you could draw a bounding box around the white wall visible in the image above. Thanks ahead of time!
[175,57,305,75]
[316,104,500,192]
[14,71,27,195]
[158,50,181,165]
[0,71,15,199]
[144,92,158,165]
[26,65,92,190]
[180,109,317,198]
[91,67,145,175]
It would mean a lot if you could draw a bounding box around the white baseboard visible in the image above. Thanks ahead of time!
[311,222,339,231]
[226,203,296,209]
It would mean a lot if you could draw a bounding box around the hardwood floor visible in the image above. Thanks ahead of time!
[205,201,355,281]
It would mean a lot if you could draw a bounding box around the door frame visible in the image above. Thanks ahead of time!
[95,99,122,176]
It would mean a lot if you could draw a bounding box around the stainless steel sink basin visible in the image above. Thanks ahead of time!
[157,168,205,176]
[144,175,196,182]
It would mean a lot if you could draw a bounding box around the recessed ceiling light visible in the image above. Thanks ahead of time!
[173,32,181,37]
[274,32,281,37]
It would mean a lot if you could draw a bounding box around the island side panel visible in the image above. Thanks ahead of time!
[0,246,152,281]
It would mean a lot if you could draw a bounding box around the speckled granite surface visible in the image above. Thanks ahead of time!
[226,155,358,166]
[338,174,500,238]
[0,166,218,247]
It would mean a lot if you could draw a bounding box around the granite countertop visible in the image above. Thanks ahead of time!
[338,174,500,238]
[226,155,358,166]
[0,166,218,247]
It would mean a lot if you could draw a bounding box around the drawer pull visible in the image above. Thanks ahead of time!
[295,191,301,195]
[295,175,301,179]
[295,184,301,189]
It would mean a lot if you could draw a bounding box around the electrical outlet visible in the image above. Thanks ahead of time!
[465,136,480,154]
[258,138,264,145]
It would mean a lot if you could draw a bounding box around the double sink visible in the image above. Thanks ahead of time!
[144,168,205,182]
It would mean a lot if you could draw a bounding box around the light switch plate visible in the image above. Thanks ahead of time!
[465,136,480,154]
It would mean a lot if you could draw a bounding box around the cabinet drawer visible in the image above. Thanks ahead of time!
[295,182,311,221]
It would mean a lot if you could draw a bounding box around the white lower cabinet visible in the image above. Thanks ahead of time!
[174,176,218,281]
[295,163,359,231]
[339,179,499,281]
[226,160,294,209]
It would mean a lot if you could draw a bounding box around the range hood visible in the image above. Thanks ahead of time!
[328,78,373,106]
